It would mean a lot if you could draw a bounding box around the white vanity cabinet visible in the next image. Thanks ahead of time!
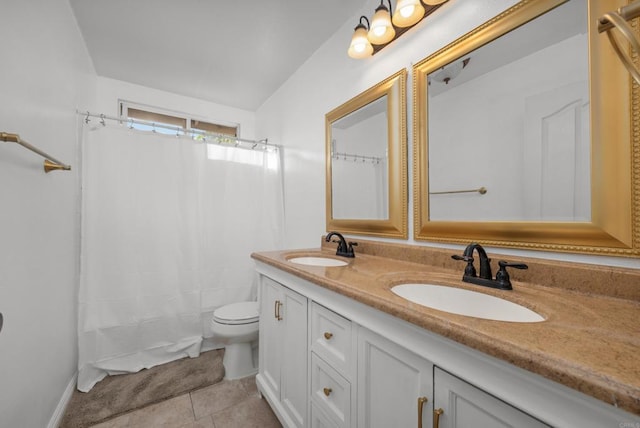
[357,327,433,428]
[254,262,639,428]
[433,368,548,428]
[258,276,308,428]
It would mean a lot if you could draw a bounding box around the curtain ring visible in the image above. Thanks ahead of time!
[99,114,106,126]
[84,111,90,124]
[603,12,640,85]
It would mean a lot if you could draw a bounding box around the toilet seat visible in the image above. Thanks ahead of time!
[213,301,259,325]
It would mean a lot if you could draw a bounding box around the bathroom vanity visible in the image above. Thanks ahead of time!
[253,242,640,428]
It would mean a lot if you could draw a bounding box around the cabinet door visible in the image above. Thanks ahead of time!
[280,285,308,427]
[433,368,549,428]
[357,327,433,428]
[259,276,284,398]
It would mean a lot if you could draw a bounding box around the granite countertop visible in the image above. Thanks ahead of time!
[251,247,640,416]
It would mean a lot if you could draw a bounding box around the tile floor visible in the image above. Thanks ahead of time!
[90,375,282,428]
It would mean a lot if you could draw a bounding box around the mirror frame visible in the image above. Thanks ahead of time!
[326,69,408,239]
[413,0,640,257]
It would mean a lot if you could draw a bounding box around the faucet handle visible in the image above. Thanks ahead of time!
[498,261,528,270]
[331,239,346,251]
[495,261,528,290]
[346,242,358,257]
[452,254,476,278]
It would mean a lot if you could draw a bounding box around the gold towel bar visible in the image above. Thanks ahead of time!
[1,132,71,173]
[430,186,487,195]
[598,1,640,84]
[598,1,640,33]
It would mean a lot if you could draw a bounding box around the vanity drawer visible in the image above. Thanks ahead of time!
[311,402,339,428]
[310,302,353,377]
[311,353,351,428]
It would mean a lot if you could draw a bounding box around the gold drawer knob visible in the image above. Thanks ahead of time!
[323,387,332,397]
[324,332,333,340]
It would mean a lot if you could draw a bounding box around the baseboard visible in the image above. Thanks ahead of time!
[47,372,77,428]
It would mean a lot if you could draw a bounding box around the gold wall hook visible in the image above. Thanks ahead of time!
[44,159,71,173]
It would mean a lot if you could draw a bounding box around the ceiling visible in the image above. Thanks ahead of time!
[69,0,367,111]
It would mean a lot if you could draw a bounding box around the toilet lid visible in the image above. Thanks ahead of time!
[213,301,259,325]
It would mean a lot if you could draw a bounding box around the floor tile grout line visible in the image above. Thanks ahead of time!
[188,390,197,421]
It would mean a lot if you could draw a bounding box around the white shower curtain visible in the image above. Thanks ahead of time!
[78,124,283,392]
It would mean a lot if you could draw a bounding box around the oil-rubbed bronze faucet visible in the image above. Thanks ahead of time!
[452,243,527,290]
[325,231,358,258]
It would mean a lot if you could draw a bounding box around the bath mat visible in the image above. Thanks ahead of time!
[59,349,225,428]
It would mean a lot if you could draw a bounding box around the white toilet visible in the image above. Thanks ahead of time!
[210,301,259,380]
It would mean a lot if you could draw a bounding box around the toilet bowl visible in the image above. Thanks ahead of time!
[210,301,259,380]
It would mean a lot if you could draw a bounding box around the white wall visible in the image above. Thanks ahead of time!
[94,77,257,141]
[255,0,640,269]
[0,0,96,426]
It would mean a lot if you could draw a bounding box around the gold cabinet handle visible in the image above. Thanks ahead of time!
[324,332,333,340]
[433,408,444,428]
[323,387,332,397]
[274,300,283,321]
[417,397,428,428]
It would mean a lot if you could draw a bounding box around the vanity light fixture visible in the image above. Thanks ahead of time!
[348,0,449,59]
[393,0,425,28]
[368,0,396,45]
[348,16,374,59]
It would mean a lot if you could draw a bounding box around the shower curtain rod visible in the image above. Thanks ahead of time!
[79,111,278,151]
[332,151,384,164]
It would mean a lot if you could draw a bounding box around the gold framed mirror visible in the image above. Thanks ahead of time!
[413,0,639,257]
[326,69,408,239]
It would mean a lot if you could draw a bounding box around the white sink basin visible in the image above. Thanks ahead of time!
[391,283,544,323]
[288,256,349,267]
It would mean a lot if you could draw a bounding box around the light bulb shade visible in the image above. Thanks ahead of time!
[368,7,395,45]
[348,26,373,59]
[392,0,425,28]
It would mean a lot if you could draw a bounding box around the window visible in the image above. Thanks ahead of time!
[118,101,276,170]
[120,102,239,137]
